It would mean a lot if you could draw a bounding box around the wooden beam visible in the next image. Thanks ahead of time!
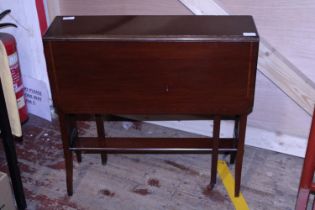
[179,0,315,115]
[258,39,315,116]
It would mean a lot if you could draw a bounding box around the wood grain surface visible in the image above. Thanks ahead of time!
[45,41,257,115]
[44,16,259,115]
[46,0,314,139]
[43,15,259,196]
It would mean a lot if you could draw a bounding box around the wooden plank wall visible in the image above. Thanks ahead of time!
[50,0,313,138]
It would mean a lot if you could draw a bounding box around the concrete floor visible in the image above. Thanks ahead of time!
[0,115,304,210]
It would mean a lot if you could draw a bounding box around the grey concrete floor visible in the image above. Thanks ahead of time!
[0,115,304,209]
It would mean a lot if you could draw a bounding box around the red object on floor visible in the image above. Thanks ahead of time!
[0,33,28,124]
[296,108,315,210]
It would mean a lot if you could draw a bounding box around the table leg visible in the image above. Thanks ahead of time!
[235,115,247,197]
[210,115,220,189]
[75,151,82,163]
[230,116,240,164]
[68,116,82,163]
[58,113,73,196]
[96,115,107,165]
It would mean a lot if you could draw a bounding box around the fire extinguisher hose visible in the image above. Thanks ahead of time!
[0,40,22,137]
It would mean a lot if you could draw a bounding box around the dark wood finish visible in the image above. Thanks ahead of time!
[230,116,240,164]
[235,115,247,197]
[58,112,74,196]
[0,82,27,210]
[210,116,220,189]
[44,16,259,41]
[71,137,236,152]
[69,115,82,163]
[95,115,107,165]
[43,15,259,197]
[72,114,239,121]
[45,41,256,115]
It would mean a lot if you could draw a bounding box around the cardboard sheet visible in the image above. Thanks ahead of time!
[0,41,22,137]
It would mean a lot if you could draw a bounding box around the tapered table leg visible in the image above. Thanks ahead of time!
[58,113,73,196]
[235,115,247,197]
[96,115,107,165]
[210,116,220,189]
[230,117,239,164]
[75,151,82,163]
[68,116,81,163]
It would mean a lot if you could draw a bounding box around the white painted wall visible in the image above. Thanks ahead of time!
[0,0,50,97]
[212,0,314,138]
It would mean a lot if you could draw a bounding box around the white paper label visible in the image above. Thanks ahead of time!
[23,76,52,121]
[8,52,18,66]
[243,32,257,37]
[63,16,75,20]
[16,96,25,109]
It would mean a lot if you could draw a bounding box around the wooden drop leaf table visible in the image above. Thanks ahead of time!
[43,15,259,197]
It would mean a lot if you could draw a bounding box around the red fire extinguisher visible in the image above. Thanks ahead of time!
[0,10,28,123]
